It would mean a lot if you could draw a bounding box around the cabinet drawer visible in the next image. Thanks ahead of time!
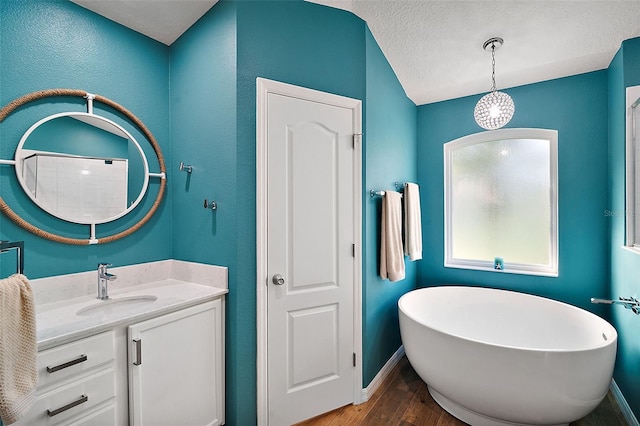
[38,331,115,389]
[16,367,116,426]
[67,402,117,426]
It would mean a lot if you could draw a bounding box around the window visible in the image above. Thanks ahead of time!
[626,85,640,251]
[444,128,558,276]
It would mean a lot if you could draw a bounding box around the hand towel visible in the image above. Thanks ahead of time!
[0,274,38,425]
[404,182,423,261]
[380,191,405,282]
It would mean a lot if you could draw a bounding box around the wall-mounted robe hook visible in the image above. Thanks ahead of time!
[179,161,193,173]
[204,199,217,210]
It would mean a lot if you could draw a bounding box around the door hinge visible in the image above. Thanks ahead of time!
[352,243,355,257]
[353,352,356,367]
[352,133,363,149]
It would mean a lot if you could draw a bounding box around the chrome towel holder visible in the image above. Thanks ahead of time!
[0,240,24,275]
[370,181,405,198]
[591,296,640,315]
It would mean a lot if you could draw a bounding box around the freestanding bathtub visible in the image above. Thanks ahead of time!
[398,286,617,426]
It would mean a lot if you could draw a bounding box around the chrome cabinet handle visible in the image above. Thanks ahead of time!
[272,274,285,286]
[46,354,88,373]
[132,338,142,366]
[47,394,88,417]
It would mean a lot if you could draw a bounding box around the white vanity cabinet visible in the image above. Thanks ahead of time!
[128,299,224,426]
[14,331,118,426]
[28,261,228,426]
[18,298,225,426]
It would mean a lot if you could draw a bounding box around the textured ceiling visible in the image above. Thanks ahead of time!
[70,0,640,105]
[70,0,218,45]
[309,0,640,105]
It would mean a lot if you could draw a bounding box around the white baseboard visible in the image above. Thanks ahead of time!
[360,345,405,402]
[611,378,639,426]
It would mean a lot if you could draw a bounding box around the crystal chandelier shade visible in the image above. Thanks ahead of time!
[474,37,514,130]
[474,90,515,130]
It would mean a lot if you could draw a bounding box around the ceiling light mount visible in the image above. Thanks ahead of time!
[474,36,514,130]
[483,37,504,52]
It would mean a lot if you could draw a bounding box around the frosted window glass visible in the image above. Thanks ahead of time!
[445,129,558,276]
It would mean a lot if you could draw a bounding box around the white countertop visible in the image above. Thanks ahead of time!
[31,260,228,351]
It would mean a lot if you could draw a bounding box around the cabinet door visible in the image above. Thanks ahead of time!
[128,300,223,426]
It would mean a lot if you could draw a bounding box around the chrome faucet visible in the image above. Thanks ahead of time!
[97,263,117,300]
[591,296,640,315]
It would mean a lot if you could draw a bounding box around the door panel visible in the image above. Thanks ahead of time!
[288,303,339,390]
[290,122,337,290]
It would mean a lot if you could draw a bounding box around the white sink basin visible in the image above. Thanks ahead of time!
[76,295,158,317]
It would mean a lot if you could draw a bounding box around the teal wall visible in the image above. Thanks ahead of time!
[417,71,610,313]
[608,37,640,417]
[5,0,638,423]
[1,2,418,424]
[169,3,237,273]
[169,1,243,423]
[171,1,418,424]
[363,27,417,384]
[233,2,368,423]
[0,0,172,279]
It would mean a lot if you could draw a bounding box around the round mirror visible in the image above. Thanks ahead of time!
[14,112,150,224]
[0,89,166,245]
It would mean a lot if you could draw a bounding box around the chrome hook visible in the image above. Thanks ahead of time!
[204,199,217,210]
[179,161,193,173]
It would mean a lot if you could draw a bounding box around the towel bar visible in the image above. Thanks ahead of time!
[0,240,24,275]
[370,182,405,198]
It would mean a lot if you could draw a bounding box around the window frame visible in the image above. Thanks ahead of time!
[443,128,559,277]
[625,85,640,254]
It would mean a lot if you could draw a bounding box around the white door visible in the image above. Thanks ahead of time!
[264,86,360,425]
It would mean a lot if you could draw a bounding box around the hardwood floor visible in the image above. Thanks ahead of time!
[295,356,628,426]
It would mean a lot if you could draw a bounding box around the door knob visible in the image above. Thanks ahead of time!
[272,274,285,286]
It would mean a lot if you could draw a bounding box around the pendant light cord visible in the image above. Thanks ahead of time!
[491,43,497,92]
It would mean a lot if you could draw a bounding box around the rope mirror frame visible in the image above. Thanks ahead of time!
[0,88,167,245]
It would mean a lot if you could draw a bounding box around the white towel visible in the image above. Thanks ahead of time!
[380,191,405,282]
[0,274,38,425]
[404,182,423,261]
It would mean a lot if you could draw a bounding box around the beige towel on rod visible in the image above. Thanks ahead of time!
[0,274,38,425]
[404,182,423,261]
[380,191,405,282]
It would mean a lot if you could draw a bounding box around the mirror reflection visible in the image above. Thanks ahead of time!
[15,113,148,224]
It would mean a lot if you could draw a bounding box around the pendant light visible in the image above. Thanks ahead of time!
[474,37,514,130]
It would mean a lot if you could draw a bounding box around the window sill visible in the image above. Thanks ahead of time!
[621,245,640,256]
[444,261,559,278]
